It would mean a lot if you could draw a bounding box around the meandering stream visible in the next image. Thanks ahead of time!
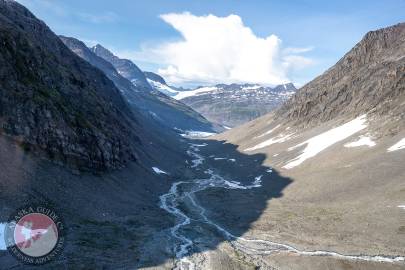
[159,142,405,270]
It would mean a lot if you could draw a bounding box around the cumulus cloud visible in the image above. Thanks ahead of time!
[128,12,314,85]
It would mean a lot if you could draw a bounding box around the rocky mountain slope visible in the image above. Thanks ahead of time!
[89,44,221,133]
[60,37,219,134]
[276,23,405,133]
[179,83,296,127]
[0,0,139,171]
[213,22,405,269]
[0,1,201,268]
[91,44,151,89]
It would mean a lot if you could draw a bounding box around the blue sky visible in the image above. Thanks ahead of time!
[17,0,405,87]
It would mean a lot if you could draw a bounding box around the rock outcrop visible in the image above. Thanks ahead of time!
[277,23,405,134]
[0,0,138,171]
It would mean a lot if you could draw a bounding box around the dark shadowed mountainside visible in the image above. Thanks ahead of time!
[0,0,138,171]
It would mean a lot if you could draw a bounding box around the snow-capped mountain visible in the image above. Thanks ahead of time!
[146,74,296,127]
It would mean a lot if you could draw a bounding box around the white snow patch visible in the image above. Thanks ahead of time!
[214,157,226,160]
[397,205,405,210]
[228,158,236,162]
[250,175,263,187]
[344,136,376,148]
[174,86,218,100]
[241,85,261,90]
[255,124,281,138]
[245,133,295,151]
[180,131,216,138]
[224,180,246,189]
[387,138,405,152]
[283,115,368,169]
[152,167,168,175]
[147,79,179,96]
[266,168,273,173]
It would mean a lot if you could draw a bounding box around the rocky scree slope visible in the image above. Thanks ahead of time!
[276,23,405,135]
[0,0,138,171]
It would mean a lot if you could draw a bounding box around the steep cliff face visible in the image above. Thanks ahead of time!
[91,44,151,89]
[0,0,138,171]
[276,23,405,134]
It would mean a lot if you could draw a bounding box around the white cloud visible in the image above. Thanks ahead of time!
[283,46,314,54]
[130,12,313,85]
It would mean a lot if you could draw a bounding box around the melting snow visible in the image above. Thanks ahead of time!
[147,79,179,96]
[387,138,405,152]
[251,175,263,187]
[174,86,218,100]
[180,131,216,138]
[283,115,368,169]
[241,85,261,91]
[245,133,295,151]
[152,167,168,175]
[344,136,376,148]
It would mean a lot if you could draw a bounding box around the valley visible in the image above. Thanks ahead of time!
[0,1,404,270]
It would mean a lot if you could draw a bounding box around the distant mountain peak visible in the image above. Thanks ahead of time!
[91,44,115,58]
[145,78,297,127]
[144,71,167,85]
[91,44,151,89]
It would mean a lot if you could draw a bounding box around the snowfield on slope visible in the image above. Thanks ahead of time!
[147,79,179,96]
[180,130,216,138]
[245,132,295,151]
[387,138,405,152]
[344,136,376,148]
[283,115,368,169]
[152,167,168,175]
[174,86,218,100]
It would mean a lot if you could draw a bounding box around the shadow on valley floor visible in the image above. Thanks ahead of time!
[0,135,292,269]
[137,138,293,269]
